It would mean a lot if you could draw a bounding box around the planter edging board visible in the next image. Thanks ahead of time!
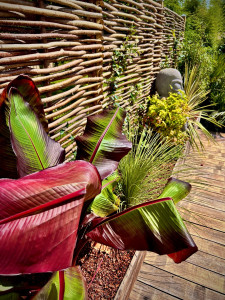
[114,251,147,300]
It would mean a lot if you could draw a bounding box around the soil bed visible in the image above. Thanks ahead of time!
[77,242,134,299]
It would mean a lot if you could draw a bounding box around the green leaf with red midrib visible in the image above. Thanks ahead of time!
[89,107,120,163]
[0,75,48,131]
[75,108,132,180]
[87,171,121,217]
[0,75,49,179]
[86,197,197,263]
[86,178,197,263]
[33,267,87,300]
[9,88,65,177]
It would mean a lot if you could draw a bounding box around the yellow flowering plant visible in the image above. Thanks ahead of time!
[146,91,189,145]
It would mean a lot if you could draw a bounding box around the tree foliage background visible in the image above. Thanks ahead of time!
[164,0,225,120]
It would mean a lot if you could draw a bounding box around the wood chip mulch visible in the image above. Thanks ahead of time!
[77,242,134,299]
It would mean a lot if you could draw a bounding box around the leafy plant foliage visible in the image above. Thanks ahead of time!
[145,92,189,145]
[0,77,197,299]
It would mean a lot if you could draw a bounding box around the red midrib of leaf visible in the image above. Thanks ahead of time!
[10,89,45,170]
[0,188,85,225]
[88,197,172,231]
[89,107,120,163]
[59,270,65,300]
[102,178,117,189]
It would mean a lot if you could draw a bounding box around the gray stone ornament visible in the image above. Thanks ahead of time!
[155,68,184,98]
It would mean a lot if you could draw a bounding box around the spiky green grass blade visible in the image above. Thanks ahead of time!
[118,129,182,207]
[184,64,220,150]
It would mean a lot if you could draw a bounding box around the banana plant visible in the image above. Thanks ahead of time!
[0,76,197,299]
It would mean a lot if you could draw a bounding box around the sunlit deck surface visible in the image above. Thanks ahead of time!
[129,133,225,300]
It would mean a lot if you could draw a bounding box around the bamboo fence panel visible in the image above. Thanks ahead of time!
[0,0,104,160]
[102,0,143,113]
[162,7,185,67]
[101,0,185,117]
[0,0,185,160]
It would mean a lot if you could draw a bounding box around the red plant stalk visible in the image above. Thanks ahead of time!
[88,257,104,288]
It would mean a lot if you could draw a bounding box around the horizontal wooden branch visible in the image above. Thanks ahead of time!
[0,2,79,20]
[0,50,86,65]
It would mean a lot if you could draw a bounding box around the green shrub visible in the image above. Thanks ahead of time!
[145,92,189,145]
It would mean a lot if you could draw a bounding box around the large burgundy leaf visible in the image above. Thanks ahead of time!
[33,267,87,300]
[9,88,65,177]
[0,161,101,275]
[0,103,18,179]
[0,75,48,131]
[0,75,48,179]
[86,198,197,263]
[75,107,132,180]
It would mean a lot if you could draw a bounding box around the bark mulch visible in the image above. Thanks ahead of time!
[77,242,134,299]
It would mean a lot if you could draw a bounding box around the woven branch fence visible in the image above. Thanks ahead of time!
[0,0,185,160]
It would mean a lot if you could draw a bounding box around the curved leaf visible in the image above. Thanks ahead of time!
[0,104,18,179]
[33,267,87,300]
[9,88,65,177]
[88,171,120,217]
[158,177,192,204]
[0,75,49,179]
[75,108,132,180]
[0,75,48,131]
[0,161,101,274]
[0,293,20,300]
[86,198,197,263]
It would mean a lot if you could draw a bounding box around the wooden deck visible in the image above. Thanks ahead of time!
[129,134,225,300]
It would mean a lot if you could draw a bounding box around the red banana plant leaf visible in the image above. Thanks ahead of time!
[0,104,18,179]
[85,178,197,263]
[0,75,48,131]
[158,177,192,204]
[0,292,20,299]
[0,160,101,275]
[33,267,87,300]
[75,107,132,180]
[0,273,51,298]
[0,75,48,179]
[9,88,65,177]
[87,171,121,217]
[86,198,197,263]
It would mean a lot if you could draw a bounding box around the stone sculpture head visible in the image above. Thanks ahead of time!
[155,68,184,98]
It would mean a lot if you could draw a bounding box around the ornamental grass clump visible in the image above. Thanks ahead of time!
[117,129,183,208]
[184,64,220,149]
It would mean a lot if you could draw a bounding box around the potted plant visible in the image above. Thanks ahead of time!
[0,75,197,299]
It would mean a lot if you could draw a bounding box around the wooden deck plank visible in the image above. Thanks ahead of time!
[185,222,225,245]
[179,201,225,221]
[130,262,225,300]
[128,134,225,300]
[181,211,225,232]
[186,250,225,275]
[144,254,225,294]
[192,189,225,202]
[190,235,225,260]
[129,279,181,300]
[184,195,225,212]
